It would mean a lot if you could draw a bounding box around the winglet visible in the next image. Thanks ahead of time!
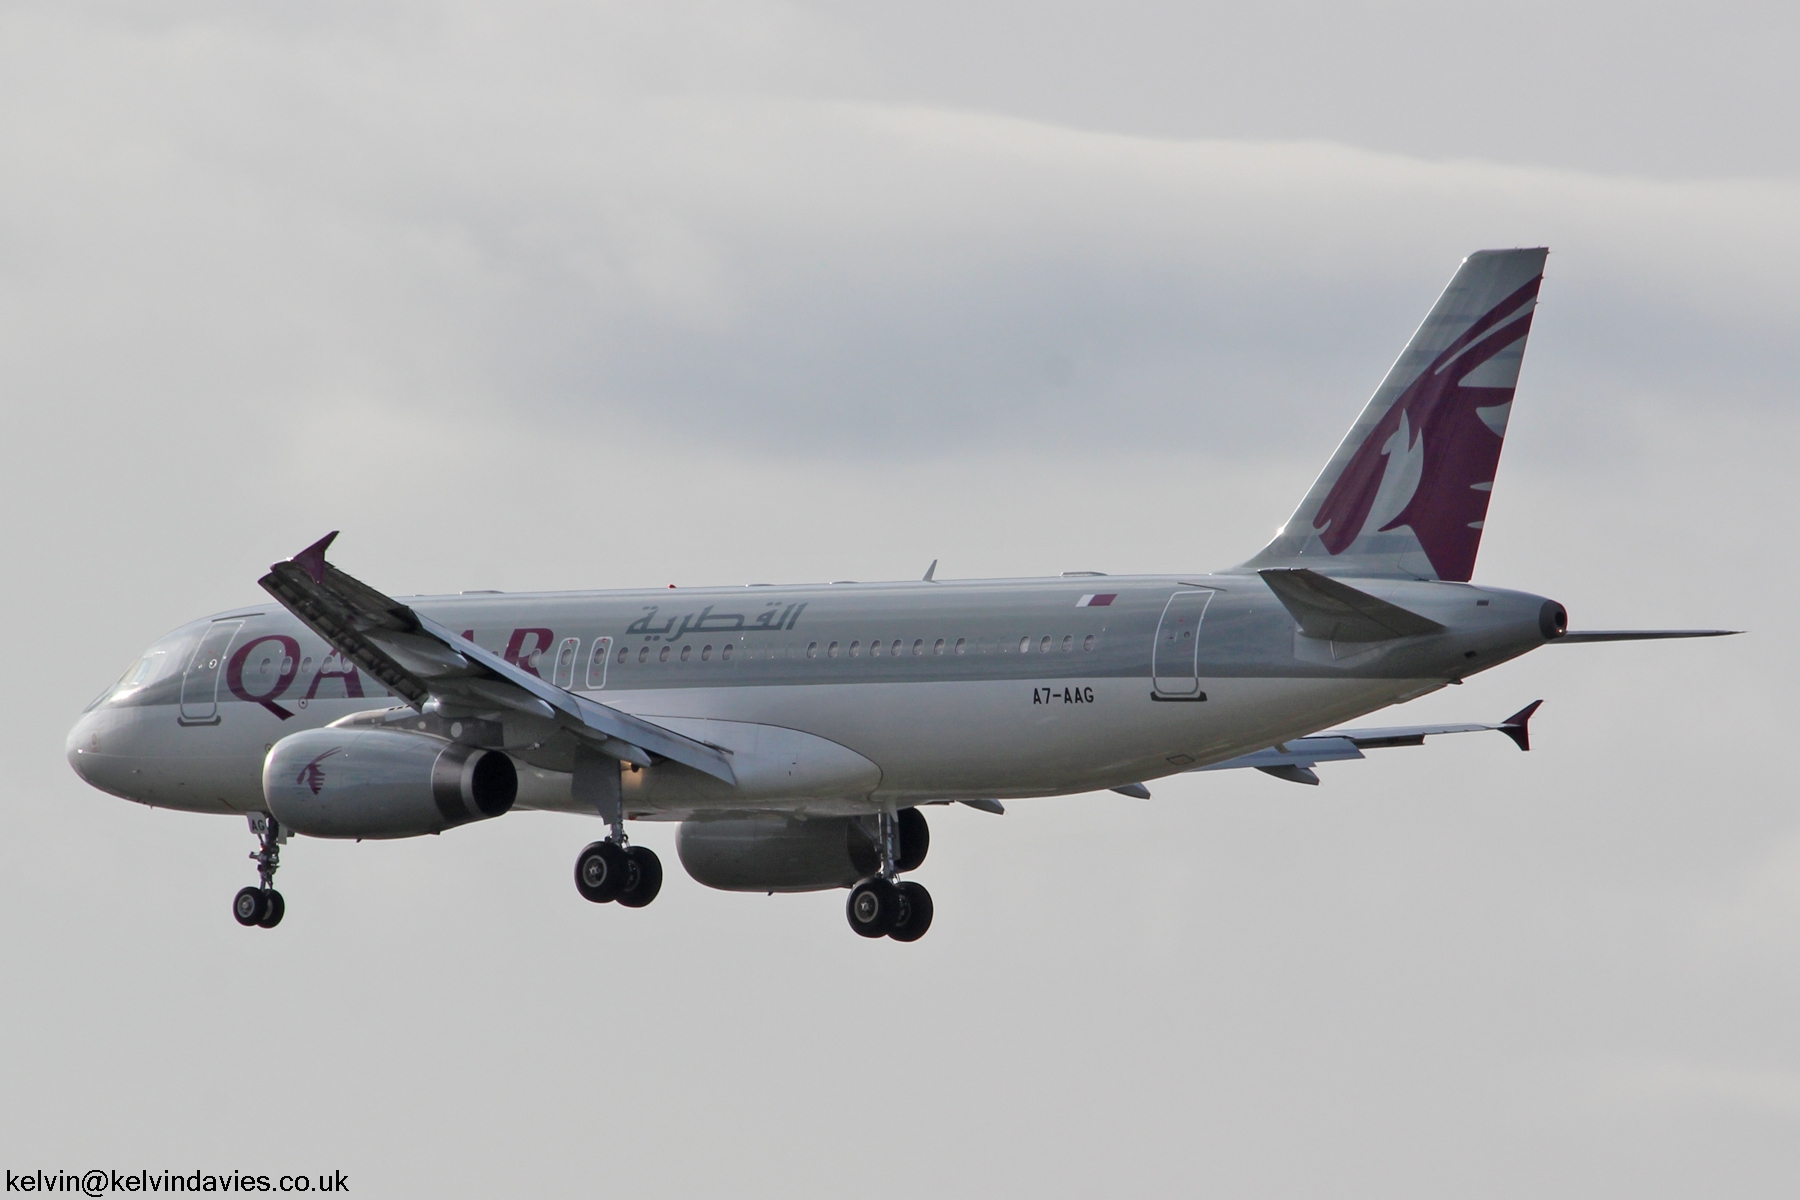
[922,559,938,582]
[290,531,340,585]
[1500,699,1542,752]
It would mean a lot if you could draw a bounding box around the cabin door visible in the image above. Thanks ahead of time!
[1151,589,1214,700]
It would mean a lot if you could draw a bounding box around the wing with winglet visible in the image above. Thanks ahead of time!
[257,532,738,785]
[1195,701,1541,785]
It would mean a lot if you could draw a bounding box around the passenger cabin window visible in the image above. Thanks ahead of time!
[658,646,671,663]
[955,638,966,655]
[891,639,902,656]
[701,645,712,661]
[912,639,924,656]
[828,641,840,658]
[585,637,613,689]
[722,643,734,661]
[1019,637,1031,653]
[850,640,861,657]
[933,639,945,655]
[680,645,692,662]
[1084,634,1096,651]
[870,640,882,657]
[807,642,818,658]
[551,638,581,688]
[1061,635,1073,652]
[1040,636,1052,654]
[638,646,649,664]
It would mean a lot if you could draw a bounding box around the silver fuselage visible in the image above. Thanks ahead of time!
[68,571,1555,823]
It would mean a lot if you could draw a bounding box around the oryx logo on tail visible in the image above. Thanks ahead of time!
[1245,248,1548,582]
[1312,274,1540,580]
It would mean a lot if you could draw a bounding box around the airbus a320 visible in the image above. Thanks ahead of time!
[67,248,1734,940]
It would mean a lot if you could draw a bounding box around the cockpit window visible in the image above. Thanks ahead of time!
[92,628,199,709]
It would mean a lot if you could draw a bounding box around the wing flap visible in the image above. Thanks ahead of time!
[259,533,737,785]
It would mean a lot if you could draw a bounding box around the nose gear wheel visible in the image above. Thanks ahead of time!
[233,815,287,929]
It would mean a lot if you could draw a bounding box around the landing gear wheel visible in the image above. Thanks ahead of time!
[888,881,933,942]
[846,876,901,938]
[233,886,266,926]
[575,840,629,903]
[236,815,289,929]
[616,846,663,909]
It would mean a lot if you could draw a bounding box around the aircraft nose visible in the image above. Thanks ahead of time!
[66,710,102,786]
[67,708,140,799]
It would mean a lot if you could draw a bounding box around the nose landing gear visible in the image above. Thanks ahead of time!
[233,814,286,928]
[846,809,934,942]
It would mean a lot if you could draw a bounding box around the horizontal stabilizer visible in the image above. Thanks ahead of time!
[1554,630,1741,643]
[1259,568,1446,642]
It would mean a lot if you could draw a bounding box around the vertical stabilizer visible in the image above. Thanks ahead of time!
[1243,248,1547,581]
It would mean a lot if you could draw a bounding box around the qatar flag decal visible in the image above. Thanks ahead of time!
[1076,594,1117,607]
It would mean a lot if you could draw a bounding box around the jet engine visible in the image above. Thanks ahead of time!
[263,727,517,839]
[676,808,928,892]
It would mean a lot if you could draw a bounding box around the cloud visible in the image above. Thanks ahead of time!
[4,5,1799,470]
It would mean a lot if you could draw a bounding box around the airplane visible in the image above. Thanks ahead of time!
[65,247,1735,941]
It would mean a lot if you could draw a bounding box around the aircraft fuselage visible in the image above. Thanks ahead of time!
[69,571,1556,821]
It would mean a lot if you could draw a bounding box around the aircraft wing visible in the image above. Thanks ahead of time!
[1193,700,1541,785]
[257,532,738,785]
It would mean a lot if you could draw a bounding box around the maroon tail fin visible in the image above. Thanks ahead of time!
[1245,249,1548,581]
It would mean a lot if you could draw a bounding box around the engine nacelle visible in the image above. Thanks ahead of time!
[676,809,928,892]
[264,728,517,839]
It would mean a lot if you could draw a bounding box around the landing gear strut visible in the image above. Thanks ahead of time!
[233,814,286,929]
[572,750,662,908]
[846,808,934,941]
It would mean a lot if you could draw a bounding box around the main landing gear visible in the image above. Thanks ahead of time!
[846,809,934,942]
[233,814,287,929]
[573,838,663,907]
[571,749,662,910]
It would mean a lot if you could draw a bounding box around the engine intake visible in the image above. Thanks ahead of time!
[677,809,928,893]
[264,728,516,839]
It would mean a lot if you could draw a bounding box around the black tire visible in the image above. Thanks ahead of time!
[257,889,285,928]
[616,846,664,909]
[574,841,628,903]
[888,881,933,942]
[846,877,900,937]
[233,886,266,926]
[896,807,930,873]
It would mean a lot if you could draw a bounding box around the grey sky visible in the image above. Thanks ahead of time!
[2,4,1795,1197]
